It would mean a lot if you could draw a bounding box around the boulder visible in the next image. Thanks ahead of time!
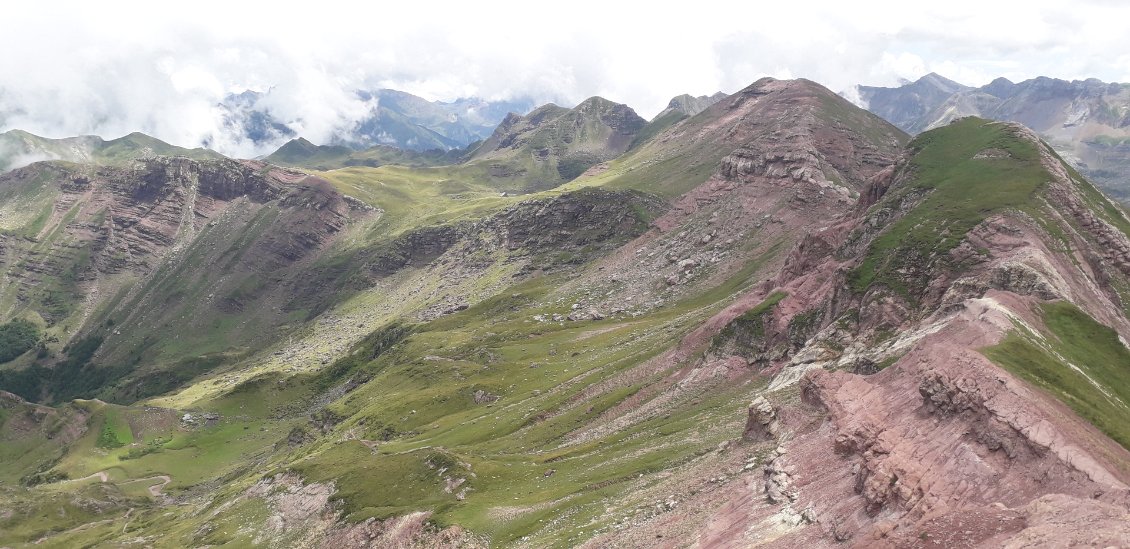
[743,396,780,442]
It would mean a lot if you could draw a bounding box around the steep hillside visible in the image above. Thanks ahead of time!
[0,157,371,403]
[2,80,1130,549]
[0,145,679,408]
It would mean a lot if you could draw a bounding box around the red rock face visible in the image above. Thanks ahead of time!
[0,157,354,296]
[693,130,1130,546]
[785,308,1130,546]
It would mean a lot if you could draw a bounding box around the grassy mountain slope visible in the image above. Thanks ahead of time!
[849,117,1130,313]
[984,300,1130,448]
[0,130,220,173]
[835,117,1130,455]
[849,117,1052,295]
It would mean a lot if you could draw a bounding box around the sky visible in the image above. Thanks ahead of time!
[2,0,1129,157]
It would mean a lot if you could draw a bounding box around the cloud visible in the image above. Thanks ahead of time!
[2,1,1129,158]
[0,138,61,172]
[0,150,59,172]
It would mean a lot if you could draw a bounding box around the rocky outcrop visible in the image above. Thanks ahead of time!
[133,156,283,203]
[341,187,665,287]
[719,149,825,182]
[472,389,499,404]
[1048,170,1130,276]
[319,512,486,549]
[651,92,727,122]
[744,396,780,442]
[242,473,486,548]
[782,312,1130,545]
[764,451,797,504]
[500,188,665,256]
[364,225,463,277]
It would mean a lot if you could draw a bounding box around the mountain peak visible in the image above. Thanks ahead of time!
[982,76,1018,98]
[465,97,647,192]
[575,96,614,108]
[855,73,973,133]
[915,72,970,91]
[653,92,727,122]
[270,137,327,159]
[735,76,780,95]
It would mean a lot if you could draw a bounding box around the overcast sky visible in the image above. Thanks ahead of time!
[3,0,1129,157]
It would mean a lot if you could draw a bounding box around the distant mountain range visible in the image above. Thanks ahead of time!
[854,74,1130,201]
[1,91,718,188]
[219,88,536,153]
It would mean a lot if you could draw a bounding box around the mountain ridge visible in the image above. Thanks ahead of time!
[0,129,221,172]
[264,137,466,170]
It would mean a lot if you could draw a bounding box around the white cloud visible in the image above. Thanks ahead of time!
[875,53,928,83]
[2,0,1129,157]
[0,145,59,172]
